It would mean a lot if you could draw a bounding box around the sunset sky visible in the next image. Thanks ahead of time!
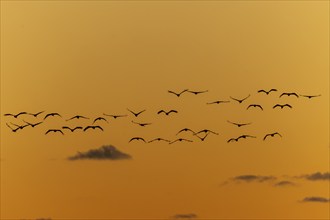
[1,1,329,219]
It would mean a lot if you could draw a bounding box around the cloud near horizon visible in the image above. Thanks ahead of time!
[273,180,296,187]
[232,175,276,183]
[299,172,330,181]
[171,213,198,219]
[68,145,132,161]
[301,197,330,203]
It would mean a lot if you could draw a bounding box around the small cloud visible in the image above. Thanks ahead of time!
[232,175,276,183]
[171,213,198,219]
[299,172,330,181]
[68,145,132,161]
[301,197,330,203]
[274,180,296,187]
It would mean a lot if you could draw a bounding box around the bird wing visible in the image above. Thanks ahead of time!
[263,134,270,140]
[247,105,252,110]
[269,89,277,92]
[273,104,280,109]
[279,93,287,97]
[291,93,299,97]
[168,90,179,96]
[45,129,53,134]
[157,110,165,114]
[83,126,91,131]
[169,139,179,144]
[258,89,266,93]
[179,89,189,94]
[275,132,282,137]
[59,130,64,135]
[4,113,14,116]
[284,104,292,108]
[168,110,178,114]
[137,109,146,115]
[230,96,239,101]
[95,126,103,131]
[257,105,263,110]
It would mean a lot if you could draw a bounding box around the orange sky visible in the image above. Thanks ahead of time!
[1,1,329,219]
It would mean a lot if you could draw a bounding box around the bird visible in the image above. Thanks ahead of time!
[83,125,103,131]
[10,122,29,130]
[148,138,171,143]
[131,120,152,127]
[195,133,210,141]
[194,129,219,136]
[257,89,277,95]
[157,110,178,115]
[66,115,89,121]
[4,112,28,118]
[44,113,62,120]
[168,89,189,97]
[129,137,146,143]
[103,113,128,119]
[227,137,240,143]
[279,92,299,98]
[273,104,292,109]
[299,94,321,99]
[230,94,251,103]
[127,109,146,117]
[28,111,45,117]
[62,126,83,132]
[263,132,282,140]
[45,129,64,135]
[247,104,263,110]
[169,138,193,144]
[238,134,256,140]
[23,120,43,128]
[93,117,108,124]
[227,120,252,127]
[207,100,230,105]
[6,123,20,132]
[187,90,209,95]
[176,128,195,135]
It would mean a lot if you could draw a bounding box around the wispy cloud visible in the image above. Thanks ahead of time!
[301,197,330,203]
[298,172,330,181]
[68,145,132,161]
[273,180,296,187]
[171,213,198,219]
[232,175,276,183]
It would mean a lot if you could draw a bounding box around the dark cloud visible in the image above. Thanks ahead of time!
[232,175,276,183]
[274,180,296,187]
[299,172,330,181]
[172,213,198,219]
[301,197,330,203]
[68,145,132,161]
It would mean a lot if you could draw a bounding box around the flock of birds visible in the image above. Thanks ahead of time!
[3,88,321,144]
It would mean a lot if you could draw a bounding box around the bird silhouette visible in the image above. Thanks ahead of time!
[176,128,195,135]
[168,89,189,97]
[247,104,263,110]
[169,138,193,144]
[230,94,251,103]
[10,122,29,130]
[238,134,256,140]
[6,123,20,132]
[44,113,62,120]
[299,94,321,99]
[227,120,252,127]
[28,111,45,117]
[195,133,210,141]
[227,137,240,143]
[83,125,103,131]
[4,112,28,118]
[157,110,178,115]
[207,100,230,105]
[23,120,43,128]
[258,89,277,95]
[148,138,170,143]
[263,132,282,140]
[194,129,219,136]
[228,135,255,142]
[273,104,292,109]
[66,115,89,121]
[129,137,146,143]
[93,117,108,124]
[131,120,152,127]
[279,92,299,98]
[103,113,128,119]
[62,126,83,132]
[127,109,146,117]
[187,90,209,95]
[45,129,64,135]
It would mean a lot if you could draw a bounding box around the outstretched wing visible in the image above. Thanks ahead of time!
[168,90,179,96]
[168,110,178,114]
[258,89,267,93]
[263,134,270,140]
[157,110,165,114]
